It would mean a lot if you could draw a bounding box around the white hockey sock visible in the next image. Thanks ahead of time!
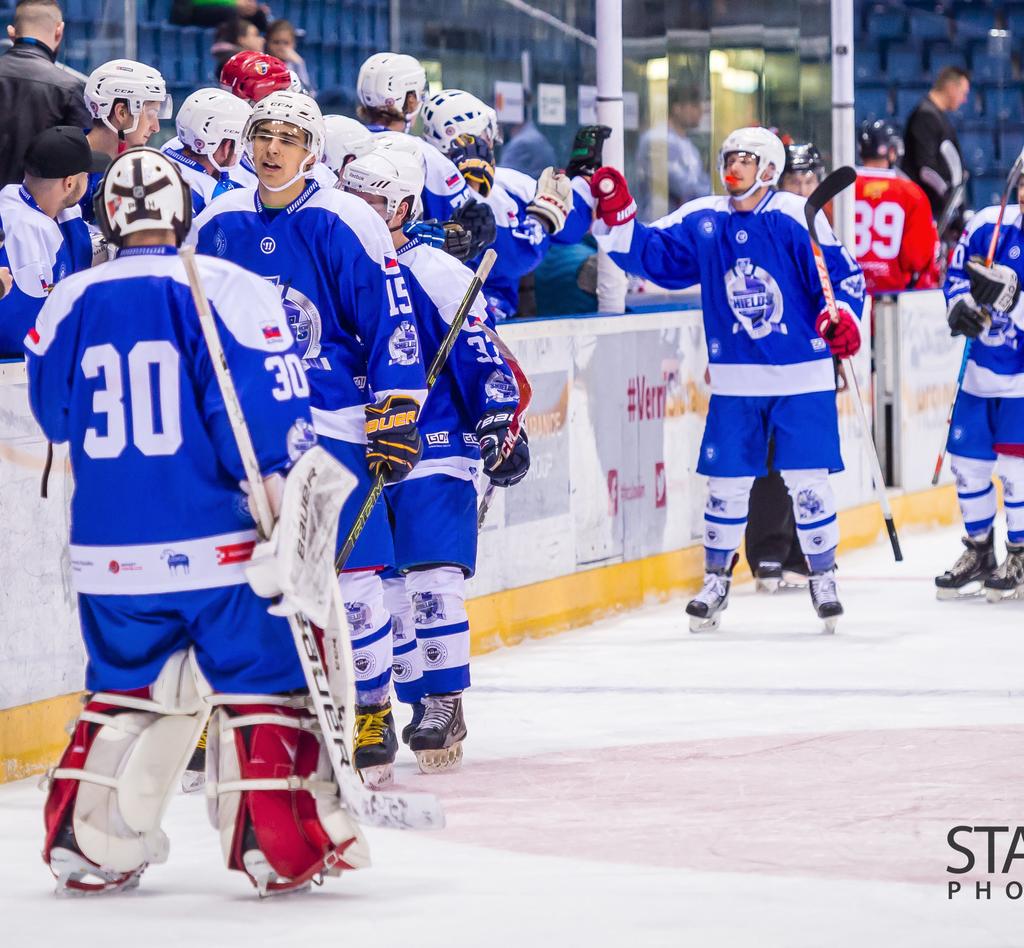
[382,574,424,704]
[951,454,997,539]
[997,454,1024,544]
[339,570,392,707]
[405,566,471,696]
[781,468,839,572]
[703,476,755,570]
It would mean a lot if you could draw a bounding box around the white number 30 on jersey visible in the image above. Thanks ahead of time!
[854,199,906,260]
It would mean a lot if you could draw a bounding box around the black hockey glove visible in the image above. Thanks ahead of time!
[449,134,495,197]
[947,295,988,338]
[441,220,472,261]
[966,255,1020,312]
[448,200,496,261]
[365,395,423,484]
[566,124,612,179]
[476,410,530,488]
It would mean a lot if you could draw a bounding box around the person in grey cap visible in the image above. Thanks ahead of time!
[0,125,108,355]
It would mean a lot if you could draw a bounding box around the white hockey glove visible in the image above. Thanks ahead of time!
[244,446,357,626]
[527,167,573,236]
[966,255,1020,312]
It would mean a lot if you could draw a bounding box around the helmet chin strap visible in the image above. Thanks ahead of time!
[259,151,317,194]
[722,163,771,201]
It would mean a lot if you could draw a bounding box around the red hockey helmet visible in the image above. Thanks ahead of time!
[220,51,291,105]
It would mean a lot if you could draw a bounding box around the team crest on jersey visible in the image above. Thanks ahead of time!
[268,278,323,360]
[980,311,1019,350]
[287,417,317,461]
[388,320,419,365]
[840,272,866,300]
[413,590,446,624]
[485,369,518,403]
[724,258,786,339]
[796,489,824,519]
[345,601,372,635]
[423,640,449,668]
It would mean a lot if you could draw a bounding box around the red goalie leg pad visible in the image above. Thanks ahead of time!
[42,688,149,891]
[224,704,360,892]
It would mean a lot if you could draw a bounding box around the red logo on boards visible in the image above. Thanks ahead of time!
[655,462,666,508]
[607,469,619,517]
[108,560,120,574]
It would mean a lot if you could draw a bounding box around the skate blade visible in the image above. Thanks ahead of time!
[985,585,1024,603]
[357,763,394,789]
[821,616,839,634]
[936,582,984,601]
[180,769,206,794]
[782,571,809,588]
[755,578,780,595]
[688,613,721,633]
[50,848,143,897]
[242,850,312,898]
[414,742,464,775]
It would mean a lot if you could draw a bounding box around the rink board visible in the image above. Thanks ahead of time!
[0,297,960,780]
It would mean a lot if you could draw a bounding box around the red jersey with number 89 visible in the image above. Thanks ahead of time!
[854,167,939,293]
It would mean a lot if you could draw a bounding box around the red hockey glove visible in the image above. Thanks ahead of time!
[590,167,637,227]
[815,305,861,358]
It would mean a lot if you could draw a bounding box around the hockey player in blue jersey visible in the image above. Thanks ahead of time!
[590,126,866,632]
[343,144,529,771]
[162,89,252,215]
[192,90,428,787]
[934,178,1024,601]
[0,126,107,354]
[26,148,365,896]
[420,89,589,319]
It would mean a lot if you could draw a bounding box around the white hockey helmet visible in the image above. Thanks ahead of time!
[175,88,252,166]
[244,90,325,191]
[343,146,425,224]
[420,88,501,152]
[94,147,192,246]
[718,126,786,198]
[357,52,427,124]
[85,59,172,136]
[322,114,375,173]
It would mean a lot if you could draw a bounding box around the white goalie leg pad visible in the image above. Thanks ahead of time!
[780,468,840,568]
[244,446,357,626]
[997,453,1024,544]
[47,650,210,876]
[951,454,997,538]
[339,569,393,703]
[383,574,424,703]
[406,566,471,695]
[206,693,368,895]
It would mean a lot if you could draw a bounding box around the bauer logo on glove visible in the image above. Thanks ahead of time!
[365,394,423,483]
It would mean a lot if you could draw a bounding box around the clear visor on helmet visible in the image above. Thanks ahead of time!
[249,119,313,152]
[721,150,759,166]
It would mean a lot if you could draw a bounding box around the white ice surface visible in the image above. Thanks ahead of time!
[4,523,1024,947]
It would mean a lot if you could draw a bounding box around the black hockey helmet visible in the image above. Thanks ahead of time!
[783,142,825,177]
[858,119,905,166]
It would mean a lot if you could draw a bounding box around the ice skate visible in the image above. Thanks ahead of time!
[781,561,810,588]
[354,700,398,789]
[754,560,782,594]
[401,699,425,745]
[809,567,843,633]
[409,693,467,773]
[180,727,207,794]
[985,542,1024,602]
[935,532,996,600]
[686,565,734,633]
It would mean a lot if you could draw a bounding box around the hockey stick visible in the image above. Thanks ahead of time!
[333,248,497,573]
[805,166,903,562]
[930,147,1024,484]
[179,247,444,831]
[477,326,533,528]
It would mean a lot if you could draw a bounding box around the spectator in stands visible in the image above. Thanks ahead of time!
[0,0,91,187]
[266,19,314,98]
[500,90,557,179]
[211,15,265,76]
[0,126,107,356]
[901,66,970,241]
[634,84,710,220]
[171,0,269,32]
[856,119,939,293]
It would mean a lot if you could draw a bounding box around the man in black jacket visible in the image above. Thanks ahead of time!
[0,1,91,187]
[901,66,970,243]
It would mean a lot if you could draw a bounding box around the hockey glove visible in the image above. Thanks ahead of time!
[527,167,573,236]
[947,295,989,338]
[815,305,861,358]
[566,124,612,179]
[365,395,423,484]
[590,167,637,227]
[966,255,1020,312]
[403,218,446,249]
[449,134,495,197]
[477,411,530,488]
[449,200,496,261]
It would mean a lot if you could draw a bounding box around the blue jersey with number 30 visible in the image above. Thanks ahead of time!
[25,248,314,595]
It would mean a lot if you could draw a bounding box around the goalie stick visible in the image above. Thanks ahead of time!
[804,166,903,562]
[476,326,533,528]
[179,246,444,832]
[334,248,497,572]
[931,146,1024,485]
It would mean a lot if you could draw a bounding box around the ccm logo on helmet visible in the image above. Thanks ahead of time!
[366,410,417,434]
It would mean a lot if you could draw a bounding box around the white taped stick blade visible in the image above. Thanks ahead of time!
[246,447,356,627]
